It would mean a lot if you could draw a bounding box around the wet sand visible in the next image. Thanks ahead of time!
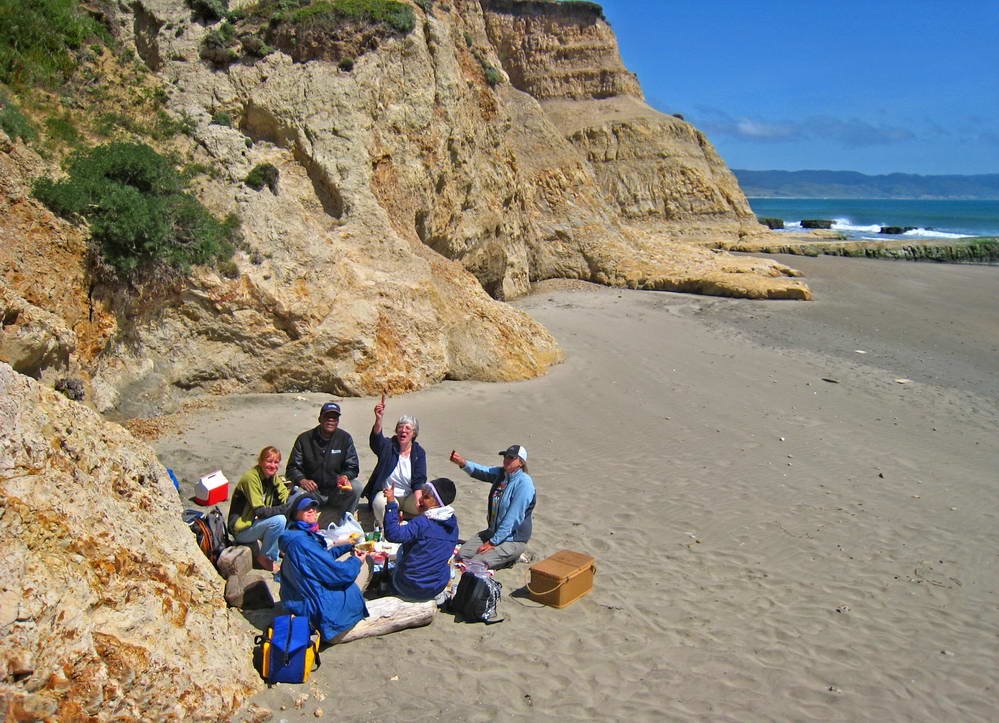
[156,256,999,721]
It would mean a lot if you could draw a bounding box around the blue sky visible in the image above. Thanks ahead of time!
[596,0,999,175]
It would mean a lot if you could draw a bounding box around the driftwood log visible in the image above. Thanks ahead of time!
[338,597,437,643]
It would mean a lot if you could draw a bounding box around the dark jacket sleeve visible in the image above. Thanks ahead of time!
[342,432,360,480]
[286,431,309,483]
[369,428,390,456]
[382,501,425,544]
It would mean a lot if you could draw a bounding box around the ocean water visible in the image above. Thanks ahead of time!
[747,198,999,240]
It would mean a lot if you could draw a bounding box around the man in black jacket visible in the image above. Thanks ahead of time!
[286,401,361,524]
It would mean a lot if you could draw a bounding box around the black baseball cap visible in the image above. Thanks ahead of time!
[320,401,341,417]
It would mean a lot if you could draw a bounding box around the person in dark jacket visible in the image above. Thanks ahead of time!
[449,444,535,569]
[363,393,428,528]
[383,477,459,602]
[285,401,361,525]
[278,496,371,644]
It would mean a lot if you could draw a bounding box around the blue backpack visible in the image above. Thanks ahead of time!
[254,614,321,684]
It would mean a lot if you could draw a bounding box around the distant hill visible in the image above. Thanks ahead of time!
[734,170,999,200]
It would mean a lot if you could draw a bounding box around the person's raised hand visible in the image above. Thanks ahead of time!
[384,484,396,503]
[374,391,385,420]
[449,450,465,467]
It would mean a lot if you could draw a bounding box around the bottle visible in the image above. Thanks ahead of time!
[373,525,381,542]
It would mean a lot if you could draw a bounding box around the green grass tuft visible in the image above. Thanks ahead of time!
[0,0,110,88]
[0,92,38,142]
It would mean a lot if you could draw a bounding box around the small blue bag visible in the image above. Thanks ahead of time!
[254,614,321,684]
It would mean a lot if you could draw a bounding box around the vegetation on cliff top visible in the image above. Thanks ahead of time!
[33,142,238,277]
[202,0,416,66]
[484,0,605,20]
[277,0,415,32]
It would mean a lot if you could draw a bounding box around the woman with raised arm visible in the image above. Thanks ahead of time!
[363,393,427,528]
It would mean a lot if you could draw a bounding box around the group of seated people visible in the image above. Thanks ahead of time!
[227,398,537,645]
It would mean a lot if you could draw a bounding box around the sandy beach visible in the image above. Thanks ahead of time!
[155,256,998,721]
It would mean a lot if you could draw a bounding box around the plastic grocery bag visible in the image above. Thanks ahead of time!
[318,511,364,548]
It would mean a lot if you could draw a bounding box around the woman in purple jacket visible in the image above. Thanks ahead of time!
[383,478,459,602]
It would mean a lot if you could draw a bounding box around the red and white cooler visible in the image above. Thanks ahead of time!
[194,470,230,506]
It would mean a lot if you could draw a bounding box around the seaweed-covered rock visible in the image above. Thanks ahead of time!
[801,219,834,229]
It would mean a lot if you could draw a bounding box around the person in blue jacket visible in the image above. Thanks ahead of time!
[362,393,428,528]
[449,444,535,569]
[383,477,459,602]
[278,496,371,644]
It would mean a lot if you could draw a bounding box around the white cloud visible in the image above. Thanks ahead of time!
[695,107,916,148]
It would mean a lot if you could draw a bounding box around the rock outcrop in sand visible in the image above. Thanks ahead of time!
[0,362,260,719]
[1,0,809,415]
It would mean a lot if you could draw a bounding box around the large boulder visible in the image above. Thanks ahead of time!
[0,363,261,719]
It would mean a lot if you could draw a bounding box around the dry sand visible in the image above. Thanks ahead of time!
[156,256,999,721]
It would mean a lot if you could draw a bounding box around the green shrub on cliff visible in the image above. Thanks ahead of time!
[200,21,241,66]
[0,0,110,88]
[284,0,416,34]
[0,92,37,142]
[245,162,280,192]
[186,0,230,22]
[33,142,238,276]
[483,64,502,87]
[203,0,414,67]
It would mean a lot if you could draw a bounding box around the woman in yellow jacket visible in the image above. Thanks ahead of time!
[229,445,290,572]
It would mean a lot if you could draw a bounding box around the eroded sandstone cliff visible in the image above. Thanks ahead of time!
[0,363,261,719]
[1,0,809,416]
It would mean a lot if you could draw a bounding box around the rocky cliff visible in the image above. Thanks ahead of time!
[0,363,260,719]
[0,0,809,416]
